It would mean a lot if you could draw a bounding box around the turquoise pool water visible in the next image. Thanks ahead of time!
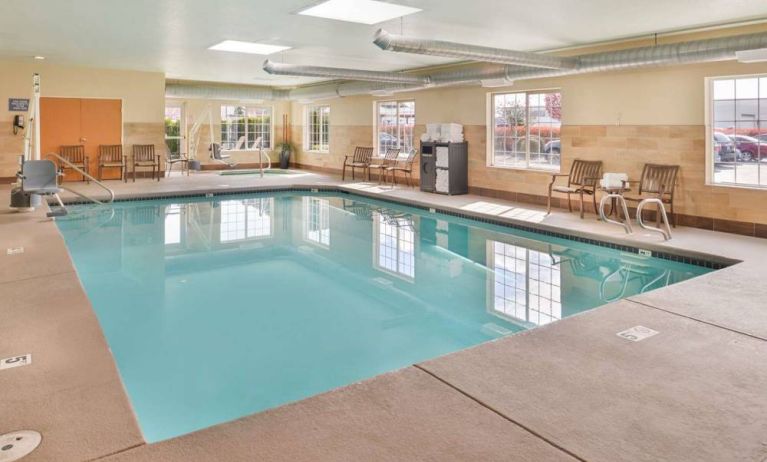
[56,192,711,442]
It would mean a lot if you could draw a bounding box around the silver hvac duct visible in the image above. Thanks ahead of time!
[263,60,431,85]
[165,83,290,101]
[374,29,578,70]
[171,31,767,102]
[378,31,767,86]
[287,81,424,102]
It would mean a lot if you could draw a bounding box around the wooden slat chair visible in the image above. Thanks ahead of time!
[131,144,161,182]
[59,145,89,182]
[368,148,400,183]
[385,150,418,187]
[622,163,680,227]
[547,159,603,219]
[342,146,374,181]
[97,145,126,181]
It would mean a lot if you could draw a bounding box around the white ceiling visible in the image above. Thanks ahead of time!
[2,0,767,87]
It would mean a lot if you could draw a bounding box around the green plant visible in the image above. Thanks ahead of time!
[276,141,294,153]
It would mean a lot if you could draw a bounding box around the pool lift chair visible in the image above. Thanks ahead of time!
[210,137,270,177]
[9,73,115,216]
[17,160,69,217]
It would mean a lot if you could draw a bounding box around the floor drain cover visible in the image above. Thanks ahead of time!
[0,431,41,462]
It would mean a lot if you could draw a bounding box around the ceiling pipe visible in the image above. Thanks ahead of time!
[171,31,767,102]
[374,29,578,70]
[165,83,289,101]
[263,60,431,85]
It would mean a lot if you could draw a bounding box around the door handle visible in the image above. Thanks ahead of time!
[80,137,87,143]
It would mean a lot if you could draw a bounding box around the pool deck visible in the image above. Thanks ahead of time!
[2,170,767,461]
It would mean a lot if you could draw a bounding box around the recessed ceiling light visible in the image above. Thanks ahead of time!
[299,0,421,25]
[33,56,45,60]
[209,40,291,55]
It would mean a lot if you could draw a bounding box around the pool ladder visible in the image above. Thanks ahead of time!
[598,194,672,240]
[47,153,115,208]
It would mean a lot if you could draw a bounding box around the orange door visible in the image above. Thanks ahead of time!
[40,97,122,181]
[81,99,122,179]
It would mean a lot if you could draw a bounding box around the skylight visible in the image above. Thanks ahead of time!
[208,40,291,55]
[298,0,421,25]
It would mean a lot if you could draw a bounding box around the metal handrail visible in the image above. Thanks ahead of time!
[599,194,632,234]
[46,152,115,204]
[636,198,672,241]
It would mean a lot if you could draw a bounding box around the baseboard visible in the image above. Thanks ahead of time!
[200,162,270,171]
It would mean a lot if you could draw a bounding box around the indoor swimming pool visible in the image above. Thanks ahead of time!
[56,191,712,442]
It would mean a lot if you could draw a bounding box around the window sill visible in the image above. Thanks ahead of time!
[304,150,329,154]
[487,164,561,174]
[707,181,767,191]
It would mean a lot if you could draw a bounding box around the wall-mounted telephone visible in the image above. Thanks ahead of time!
[13,115,25,135]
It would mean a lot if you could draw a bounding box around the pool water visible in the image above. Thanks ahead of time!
[56,192,711,442]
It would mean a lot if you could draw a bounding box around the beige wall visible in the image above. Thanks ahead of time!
[0,59,165,177]
[291,25,767,225]
[174,98,292,166]
[290,96,374,173]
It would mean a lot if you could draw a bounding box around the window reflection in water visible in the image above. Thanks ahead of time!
[373,211,415,279]
[303,197,330,247]
[487,241,562,326]
[164,204,182,246]
[219,198,273,243]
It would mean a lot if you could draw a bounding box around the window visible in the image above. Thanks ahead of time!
[709,75,767,187]
[491,91,561,170]
[376,100,415,155]
[305,105,330,152]
[220,105,272,151]
[219,198,273,243]
[303,197,330,247]
[373,212,415,279]
[486,241,561,326]
[164,103,183,159]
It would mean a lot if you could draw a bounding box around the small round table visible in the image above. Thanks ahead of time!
[600,186,630,219]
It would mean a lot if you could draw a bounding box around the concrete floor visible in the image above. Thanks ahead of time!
[2,170,767,461]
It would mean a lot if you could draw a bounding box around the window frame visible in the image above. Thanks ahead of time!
[219,104,274,151]
[304,105,331,153]
[705,74,767,189]
[374,99,416,156]
[164,101,185,159]
[486,89,562,172]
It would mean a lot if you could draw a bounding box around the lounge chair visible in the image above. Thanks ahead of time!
[97,144,126,181]
[621,163,680,227]
[385,150,417,187]
[369,148,400,183]
[547,159,603,218]
[131,144,161,182]
[18,160,67,217]
[342,146,374,181]
[59,145,89,182]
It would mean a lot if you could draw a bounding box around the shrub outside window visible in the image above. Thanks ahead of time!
[491,91,561,171]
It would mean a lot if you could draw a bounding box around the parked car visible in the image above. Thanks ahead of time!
[756,134,767,144]
[379,132,398,145]
[728,135,767,162]
[543,139,560,154]
[713,132,741,162]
